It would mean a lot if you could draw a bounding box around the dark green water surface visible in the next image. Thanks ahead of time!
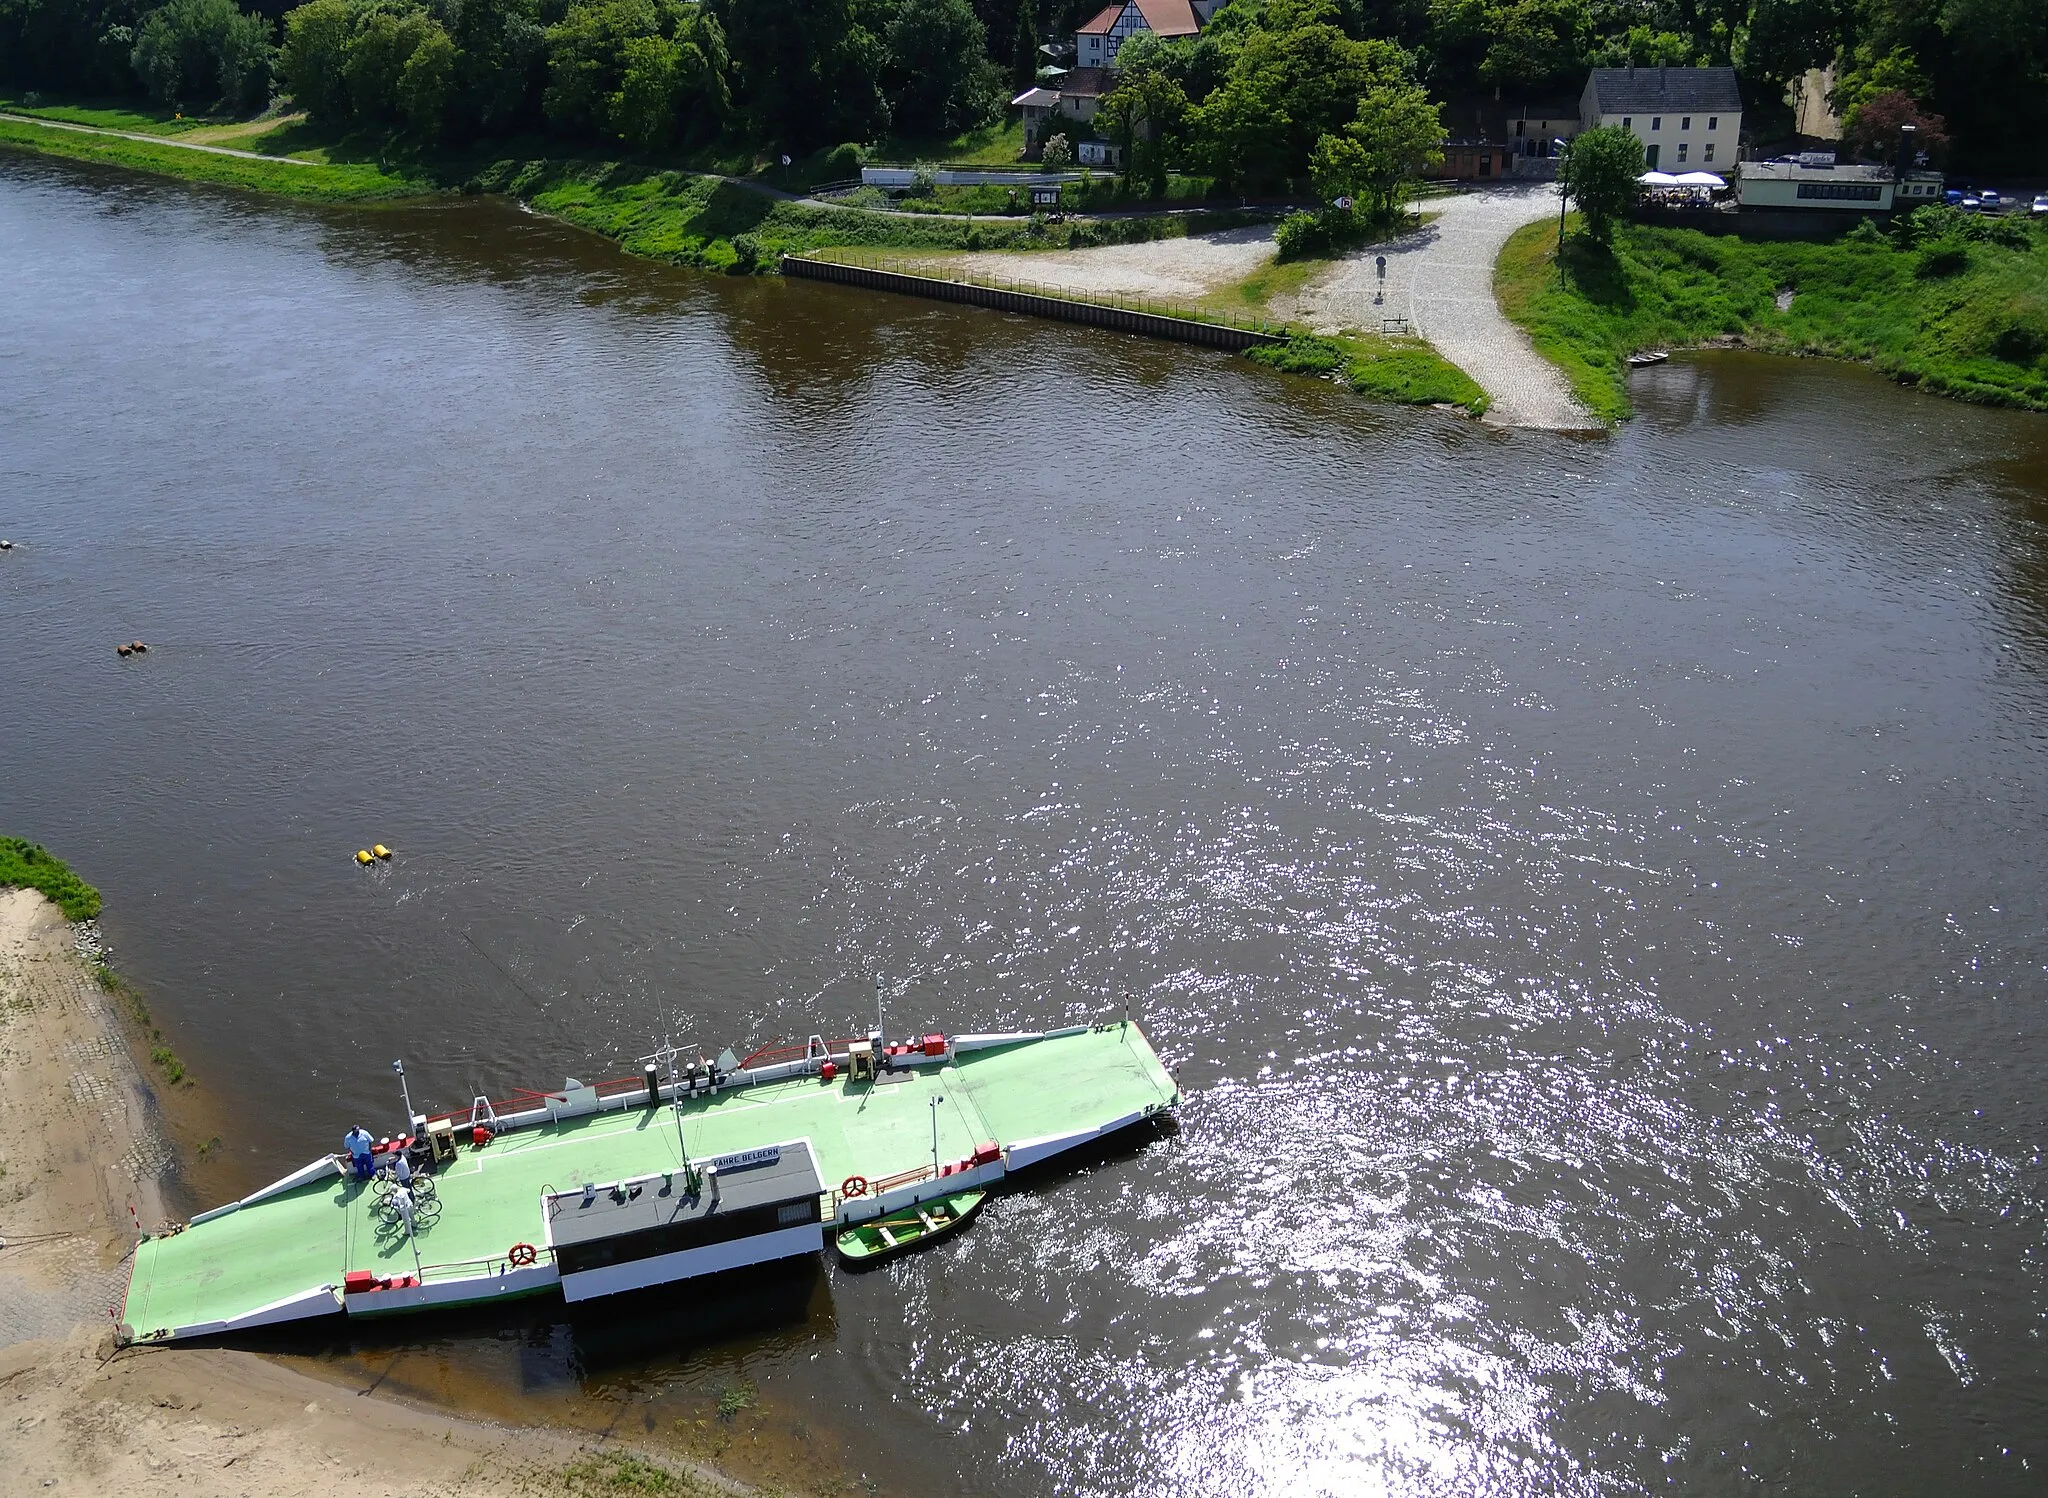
[5,153,2048,1495]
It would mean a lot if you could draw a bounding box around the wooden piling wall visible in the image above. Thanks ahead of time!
[780,255,1285,351]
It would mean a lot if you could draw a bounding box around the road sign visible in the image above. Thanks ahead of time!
[1334,195,1353,210]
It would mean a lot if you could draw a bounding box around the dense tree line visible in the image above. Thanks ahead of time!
[2,0,2038,167]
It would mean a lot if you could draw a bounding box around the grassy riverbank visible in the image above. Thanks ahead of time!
[0,105,1217,270]
[0,836,101,920]
[1247,334,1489,415]
[0,113,428,199]
[1496,213,2048,421]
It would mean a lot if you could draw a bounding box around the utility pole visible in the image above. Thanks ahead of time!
[393,1058,415,1133]
[930,1093,944,1178]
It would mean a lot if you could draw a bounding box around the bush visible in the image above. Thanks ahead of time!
[1245,334,1345,375]
[822,142,867,177]
[1917,241,1969,278]
[1274,210,1336,261]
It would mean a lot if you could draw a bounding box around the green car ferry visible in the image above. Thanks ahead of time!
[121,1018,1179,1342]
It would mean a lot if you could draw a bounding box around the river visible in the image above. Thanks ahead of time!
[4,152,2046,1496]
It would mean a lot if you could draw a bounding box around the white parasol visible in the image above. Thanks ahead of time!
[1675,171,1727,188]
[1638,171,1681,186]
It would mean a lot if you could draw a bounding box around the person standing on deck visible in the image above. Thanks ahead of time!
[390,1182,416,1236]
[344,1125,375,1180]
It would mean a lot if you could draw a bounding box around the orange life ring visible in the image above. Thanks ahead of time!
[507,1242,538,1268]
[840,1175,869,1199]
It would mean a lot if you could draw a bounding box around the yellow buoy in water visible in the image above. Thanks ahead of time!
[373,845,392,860]
[356,850,373,865]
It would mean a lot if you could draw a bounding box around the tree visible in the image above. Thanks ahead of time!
[1478,0,1592,91]
[345,5,438,125]
[446,0,548,140]
[1038,129,1071,169]
[723,0,889,148]
[1010,0,1037,90]
[396,20,454,138]
[1192,21,1412,192]
[1310,75,1443,220]
[1739,0,1847,97]
[883,0,1000,138]
[131,0,273,113]
[606,9,731,149]
[1842,88,1949,165]
[1560,121,1642,243]
[278,0,353,119]
[546,0,661,138]
[1099,65,1187,195]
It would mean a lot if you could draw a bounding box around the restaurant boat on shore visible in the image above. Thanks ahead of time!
[121,1016,1179,1343]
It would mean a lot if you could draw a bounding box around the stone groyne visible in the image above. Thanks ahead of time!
[782,254,1286,352]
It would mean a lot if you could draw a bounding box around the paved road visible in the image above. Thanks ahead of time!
[1296,185,1598,430]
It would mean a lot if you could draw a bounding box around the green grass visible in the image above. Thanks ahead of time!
[558,1450,724,1496]
[0,114,430,200]
[1495,213,2048,422]
[1245,333,1488,415]
[0,94,210,135]
[871,116,1029,167]
[0,837,101,920]
[149,1045,188,1085]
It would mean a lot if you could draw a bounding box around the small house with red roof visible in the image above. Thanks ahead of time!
[1074,0,1219,70]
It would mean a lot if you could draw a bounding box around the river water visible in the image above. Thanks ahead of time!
[4,153,2047,1495]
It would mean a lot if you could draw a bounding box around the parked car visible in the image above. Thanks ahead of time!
[2032,193,2048,217]
[1979,189,2002,210]
[1944,188,1963,205]
[1960,192,1981,210]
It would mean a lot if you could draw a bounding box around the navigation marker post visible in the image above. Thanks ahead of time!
[930,1093,944,1178]
[393,1058,415,1132]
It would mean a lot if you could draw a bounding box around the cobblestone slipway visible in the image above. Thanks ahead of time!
[1291,184,1601,430]
[0,890,171,1348]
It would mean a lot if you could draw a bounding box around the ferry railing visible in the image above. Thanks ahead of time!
[410,1031,895,1139]
[410,1246,558,1283]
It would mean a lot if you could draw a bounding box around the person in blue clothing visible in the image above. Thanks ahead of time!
[344,1125,375,1181]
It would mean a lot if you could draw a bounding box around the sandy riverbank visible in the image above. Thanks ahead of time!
[0,887,740,1496]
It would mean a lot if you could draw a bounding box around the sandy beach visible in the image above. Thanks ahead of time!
[0,887,740,1496]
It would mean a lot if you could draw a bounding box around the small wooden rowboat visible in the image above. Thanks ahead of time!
[834,1189,985,1264]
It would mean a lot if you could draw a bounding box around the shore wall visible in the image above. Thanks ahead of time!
[781,255,1285,351]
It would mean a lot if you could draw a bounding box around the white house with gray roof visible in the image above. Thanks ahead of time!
[1581,65,1743,171]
